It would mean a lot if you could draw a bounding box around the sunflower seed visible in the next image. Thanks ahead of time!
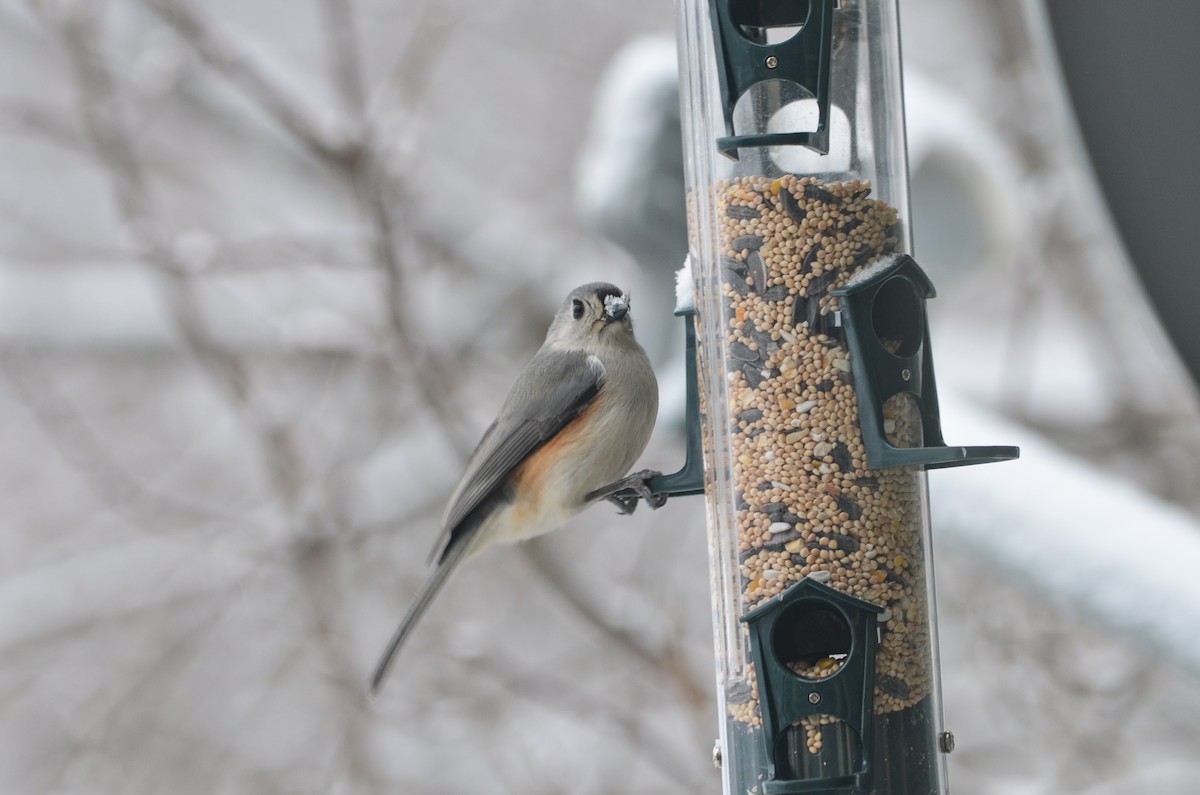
[763,531,800,551]
[737,409,764,424]
[800,242,821,275]
[727,680,754,703]
[851,246,875,269]
[745,251,767,292]
[791,291,822,328]
[725,276,749,297]
[730,341,759,362]
[804,183,842,205]
[878,675,911,700]
[726,204,760,220]
[741,363,766,388]
[830,443,853,472]
[731,234,764,252]
[808,269,839,297]
[762,285,790,303]
[780,188,807,223]
[836,495,863,521]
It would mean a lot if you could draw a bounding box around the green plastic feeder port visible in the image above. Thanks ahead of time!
[708,0,836,157]
[742,577,885,794]
[830,255,1019,471]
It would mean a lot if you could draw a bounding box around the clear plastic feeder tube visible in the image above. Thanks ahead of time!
[677,1,948,793]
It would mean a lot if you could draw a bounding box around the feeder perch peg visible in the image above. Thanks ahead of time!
[614,305,706,504]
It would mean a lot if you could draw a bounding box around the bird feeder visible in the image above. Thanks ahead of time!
[663,1,1019,793]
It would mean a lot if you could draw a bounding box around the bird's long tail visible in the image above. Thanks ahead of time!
[369,538,470,696]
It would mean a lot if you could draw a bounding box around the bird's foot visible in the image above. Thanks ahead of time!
[587,469,667,515]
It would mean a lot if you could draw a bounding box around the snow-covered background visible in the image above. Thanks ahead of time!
[3,1,1200,793]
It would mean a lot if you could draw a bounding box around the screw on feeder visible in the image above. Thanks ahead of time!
[901,367,912,382]
[939,731,956,754]
[765,55,779,69]
[808,691,821,705]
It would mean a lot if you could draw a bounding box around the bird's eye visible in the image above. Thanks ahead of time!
[572,299,584,320]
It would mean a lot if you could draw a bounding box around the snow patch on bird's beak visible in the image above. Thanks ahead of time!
[603,293,629,322]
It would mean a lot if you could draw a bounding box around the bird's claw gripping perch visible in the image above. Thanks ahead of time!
[587,469,668,515]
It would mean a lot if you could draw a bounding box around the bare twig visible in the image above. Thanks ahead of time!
[138,0,361,164]
[352,160,477,459]
[322,0,476,459]
[0,98,84,151]
[293,537,385,793]
[0,348,252,528]
[476,650,711,792]
[379,0,458,119]
[521,539,710,708]
[319,0,367,120]
[133,0,475,459]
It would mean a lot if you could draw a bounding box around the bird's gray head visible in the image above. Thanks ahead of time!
[546,282,636,349]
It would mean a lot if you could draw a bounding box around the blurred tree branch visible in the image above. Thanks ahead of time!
[0,348,251,529]
[0,97,85,151]
[40,7,385,789]
[139,0,477,459]
[319,0,367,120]
[480,650,712,791]
[522,539,709,709]
[140,0,361,164]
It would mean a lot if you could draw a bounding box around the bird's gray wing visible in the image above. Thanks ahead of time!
[431,347,605,562]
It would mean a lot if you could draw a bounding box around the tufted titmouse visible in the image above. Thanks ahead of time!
[370,282,665,694]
